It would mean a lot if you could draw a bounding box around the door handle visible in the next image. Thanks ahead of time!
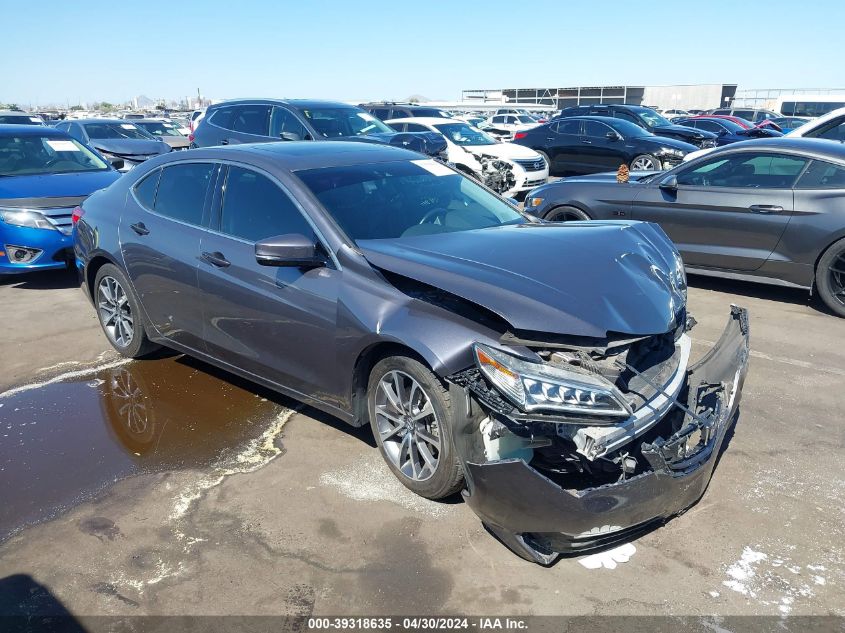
[220,139,229,145]
[129,222,149,236]
[546,137,555,141]
[201,251,231,268]
[581,139,592,144]
[748,205,783,214]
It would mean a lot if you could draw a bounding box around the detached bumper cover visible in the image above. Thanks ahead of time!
[460,306,750,564]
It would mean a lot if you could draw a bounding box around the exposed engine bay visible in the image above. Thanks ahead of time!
[468,152,517,194]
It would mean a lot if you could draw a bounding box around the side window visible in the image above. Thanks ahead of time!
[695,120,722,134]
[220,167,313,242]
[583,121,612,138]
[387,123,405,132]
[269,107,308,140]
[231,105,271,136]
[804,117,845,142]
[733,110,754,120]
[712,109,730,115]
[133,169,160,210]
[677,153,808,188]
[614,110,641,126]
[796,160,845,189]
[153,163,215,225]
[553,120,580,135]
[505,116,517,124]
[491,116,504,124]
[372,108,391,120]
[404,123,429,132]
[209,107,236,130]
[392,109,411,119]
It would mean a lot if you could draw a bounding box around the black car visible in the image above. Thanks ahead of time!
[359,102,451,121]
[513,116,697,175]
[524,138,845,317]
[73,141,748,564]
[191,99,447,159]
[673,117,783,146]
[556,104,718,149]
[55,119,171,170]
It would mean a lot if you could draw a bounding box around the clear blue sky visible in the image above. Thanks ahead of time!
[3,0,843,106]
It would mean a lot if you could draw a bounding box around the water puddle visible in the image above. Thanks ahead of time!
[0,356,289,541]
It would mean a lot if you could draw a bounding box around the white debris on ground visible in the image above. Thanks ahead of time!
[578,543,636,570]
[0,358,131,400]
[718,545,831,615]
[319,453,455,518]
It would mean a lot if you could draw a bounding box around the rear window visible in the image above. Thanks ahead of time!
[231,105,271,136]
[796,160,845,189]
[152,163,215,225]
[133,169,160,209]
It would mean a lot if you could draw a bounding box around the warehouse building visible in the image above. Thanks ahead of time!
[461,84,738,111]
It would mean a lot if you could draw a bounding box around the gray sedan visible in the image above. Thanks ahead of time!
[525,138,845,317]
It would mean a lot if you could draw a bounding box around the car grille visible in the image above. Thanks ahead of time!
[41,206,76,235]
[523,177,548,187]
[514,158,547,172]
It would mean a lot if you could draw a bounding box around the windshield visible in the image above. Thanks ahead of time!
[295,159,525,242]
[516,115,535,124]
[299,108,393,137]
[635,109,672,128]
[606,119,652,138]
[135,121,184,137]
[0,134,109,176]
[432,122,497,146]
[0,114,42,125]
[84,122,155,140]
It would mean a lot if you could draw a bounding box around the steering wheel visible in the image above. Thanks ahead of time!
[418,208,449,225]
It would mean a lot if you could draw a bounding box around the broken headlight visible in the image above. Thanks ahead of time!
[473,343,631,418]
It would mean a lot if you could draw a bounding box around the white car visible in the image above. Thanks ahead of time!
[485,114,539,139]
[683,106,845,163]
[189,108,206,134]
[386,117,549,194]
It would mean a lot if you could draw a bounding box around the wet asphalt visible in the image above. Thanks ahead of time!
[0,268,844,619]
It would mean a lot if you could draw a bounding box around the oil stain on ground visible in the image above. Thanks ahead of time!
[0,356,289,542]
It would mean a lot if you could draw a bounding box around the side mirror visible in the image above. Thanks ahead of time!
[255,233,325,268]
[606,131,622,141]
[110,157,125,170]
[659,175,678,191]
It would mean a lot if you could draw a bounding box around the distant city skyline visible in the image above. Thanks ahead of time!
[3,0,844,107]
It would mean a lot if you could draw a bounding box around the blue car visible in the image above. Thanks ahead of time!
[0,125,121,275]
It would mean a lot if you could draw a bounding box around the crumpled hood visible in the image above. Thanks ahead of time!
[654,124,716,140]
[89,138,170,157]
[358,221,686,338]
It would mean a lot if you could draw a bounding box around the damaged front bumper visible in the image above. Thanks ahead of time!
[447,306,750,565]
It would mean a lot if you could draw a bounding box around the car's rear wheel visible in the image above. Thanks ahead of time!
[94,263,160,358]
[816,237,845,318]
[367,356,463,500]
[630,154,661,171]
[544,205,591,222]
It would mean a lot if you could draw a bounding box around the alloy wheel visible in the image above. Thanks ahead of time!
[374,370,441,482]
[98,276,134,348]
[829,251,845,307]
[631,156,659,170]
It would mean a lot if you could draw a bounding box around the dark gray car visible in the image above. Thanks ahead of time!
[525,138,845,317]
[74,141,749,564]
[55,119,171,170]
[191,98,448,158]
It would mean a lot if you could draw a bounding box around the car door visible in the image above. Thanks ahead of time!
[269,106,311,141]
[631,151,807,271]
[224,104,272,144]
[119,161,217,352]
[579,120,627,173]
[196,164,341,400]
[544,119,582,172]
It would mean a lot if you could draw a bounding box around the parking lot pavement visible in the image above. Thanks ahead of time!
[0,269,844,618]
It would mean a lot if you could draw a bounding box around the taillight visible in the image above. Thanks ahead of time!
[513,132,528,140]
[71,206,84,225]
[188,132,195,143]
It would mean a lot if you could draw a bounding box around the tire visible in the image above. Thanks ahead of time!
[536,150,553,176]
[815,237,845,318]
[367,355,464,500]
[93,263,160,358]
[630,154,661,171]
[544,205,591,222]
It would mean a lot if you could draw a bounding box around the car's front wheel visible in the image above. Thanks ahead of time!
[94,263,160,358]
[630,154,661,171]
[816,237,845,318]
[544,205,591,222]
[367,355,464,499]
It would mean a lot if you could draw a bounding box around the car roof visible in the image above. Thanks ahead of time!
[0,124,71,137]
[385,117,461,126]
[165,140,420,171]
[709,137,845,162]
[62,119,140,124]
[0,110,36,116]
[210,98,359,110]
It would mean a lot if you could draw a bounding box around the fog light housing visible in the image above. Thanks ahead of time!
[4,244,42,264]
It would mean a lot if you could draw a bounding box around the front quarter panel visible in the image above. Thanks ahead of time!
[528,182,637,221]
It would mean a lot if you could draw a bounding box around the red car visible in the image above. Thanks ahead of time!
[695,114,782,133]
